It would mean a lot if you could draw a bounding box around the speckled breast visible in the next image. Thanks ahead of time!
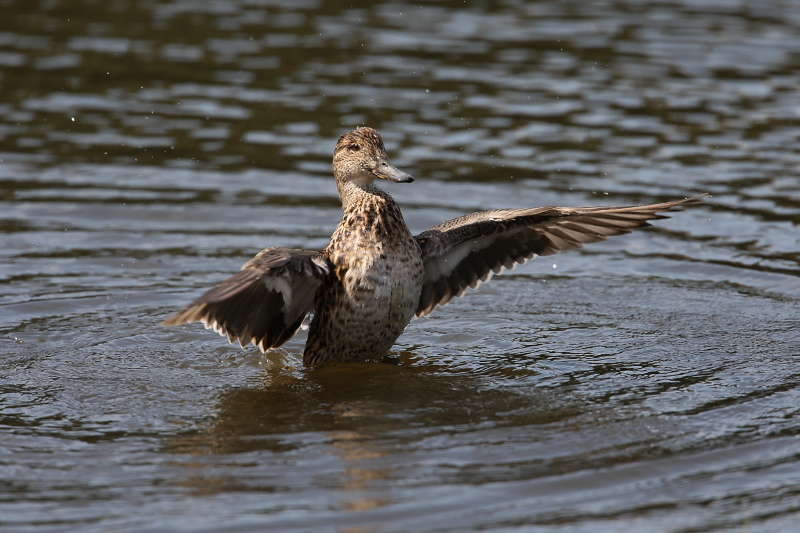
[303,192,424,364]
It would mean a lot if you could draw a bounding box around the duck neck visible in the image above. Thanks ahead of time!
[337,179,391,212]
[332,179,412,248]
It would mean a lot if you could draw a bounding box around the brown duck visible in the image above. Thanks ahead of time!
[163,127,703,365]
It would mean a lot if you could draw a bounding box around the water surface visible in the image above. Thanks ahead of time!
[2,0,800,531]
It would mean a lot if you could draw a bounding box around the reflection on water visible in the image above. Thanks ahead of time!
[2,0,800,531]
[165,361,581,528]
[183,361,573,451]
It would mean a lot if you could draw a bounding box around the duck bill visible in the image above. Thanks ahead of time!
[372,157,414,183]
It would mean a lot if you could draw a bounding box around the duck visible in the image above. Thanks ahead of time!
[163,127,704,365]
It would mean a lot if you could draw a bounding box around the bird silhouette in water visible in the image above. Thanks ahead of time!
[163,127,704,365]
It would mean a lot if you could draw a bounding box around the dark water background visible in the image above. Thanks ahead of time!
[2,0,800,531]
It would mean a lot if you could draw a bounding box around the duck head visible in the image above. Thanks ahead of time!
[333,127,414,187]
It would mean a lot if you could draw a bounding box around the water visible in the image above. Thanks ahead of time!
[2,0,800,531]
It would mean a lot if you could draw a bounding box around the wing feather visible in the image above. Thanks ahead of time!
[162,247,331,352]
[414,195,706,317]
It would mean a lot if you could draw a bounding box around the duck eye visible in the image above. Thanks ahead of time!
[350,143,360,151]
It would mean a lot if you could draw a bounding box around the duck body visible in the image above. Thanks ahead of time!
[163,127,704,366]
[306,183,424,365]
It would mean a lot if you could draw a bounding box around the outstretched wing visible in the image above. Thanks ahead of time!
[162,247,331,352]
[414,195,706,317]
